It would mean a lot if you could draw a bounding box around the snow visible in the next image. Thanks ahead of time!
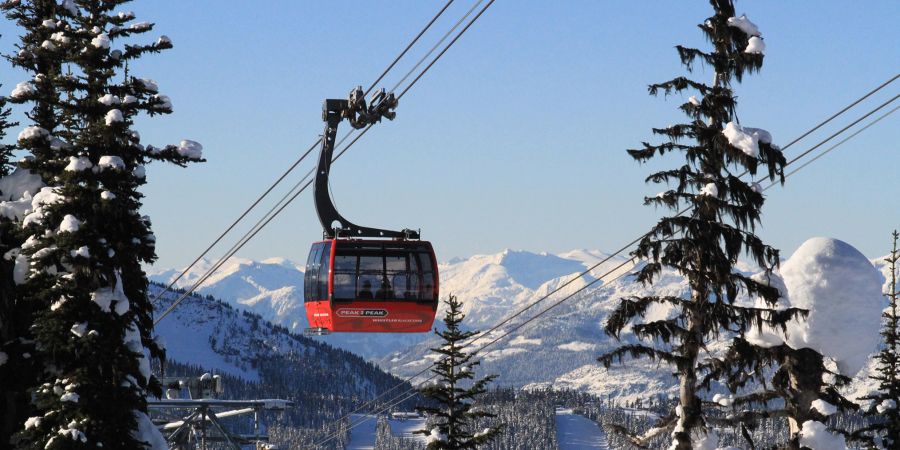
[744,270,790,347]
[104,109,123,125]
[555,408,609,450]
[0,167,43,200]
[101,191,116,200]
[132,411,168,450]
[877,399,897,413]
[98,94,120,105]
[18,125,49,142]
[0,351,6,366]
[558,341,596,352]
[122,95,137,104]
[743,127,773,145]
[509,336,542,346]
[798,420,847,450]
[811,399,837,416]
[70,322,87,337]
[712,393,734,407]
[699,183,718,197]
[91,272,128,315]
[151,94,172,111]
[745,36,766,54]
[781,237,883,376]
[23,187,65,228]
[130,22,152,32]
[346,414,377,450]
[40,40,56,51]
[722,122,759,157]
[24,416,40,429]
[71,246,90,258]
[177,140,203,159]
[59,392,79,403]
[59,214,81,233]
[726,15,761,37]
[64,156,92,172]
[688,95,701,106]
[50,32,70,44]
[98,155,125,170]
[10,81,36,99]
[156,35,171,46]
[387,416,428,443]
[694,429,723,450]
[426,427,447,445]
[138,78,159,93]
[42,19,56,28]
[12,254,28,285]
[91,33,110,49]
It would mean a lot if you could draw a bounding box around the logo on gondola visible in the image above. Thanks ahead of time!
[336,308,389,318]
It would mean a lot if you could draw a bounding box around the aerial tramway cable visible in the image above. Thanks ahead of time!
[153,0,485,325]
[151,0,457,310]
[311,77,900,448]
[314,100,900,448]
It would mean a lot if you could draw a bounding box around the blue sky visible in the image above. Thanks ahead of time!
[1,1,898,269]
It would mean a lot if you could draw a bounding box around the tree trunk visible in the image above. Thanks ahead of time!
[674,300,704,450]
[786,348,824,448]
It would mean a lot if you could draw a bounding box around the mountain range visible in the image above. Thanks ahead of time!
[149,244,891,403]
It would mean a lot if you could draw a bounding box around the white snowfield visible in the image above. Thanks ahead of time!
[387,415,428,443]
[346,414,377,450]
[555,408,609,450]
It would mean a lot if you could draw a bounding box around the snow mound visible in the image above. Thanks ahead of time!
[745,36,765,54]
[726,15,761,37]
[781,237,883,376]
[798,420,847,450]
[722,122,759,157]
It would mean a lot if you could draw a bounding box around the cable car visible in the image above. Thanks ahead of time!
[304,88,439,334]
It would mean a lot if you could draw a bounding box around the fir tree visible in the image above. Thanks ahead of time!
[597,1,799,448]
[1,0,65,442]
[6,1,203,448]
[854,230,900,448]
[0,76,24,443]
[416,295,501,449]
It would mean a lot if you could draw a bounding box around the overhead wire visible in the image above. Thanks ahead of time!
[151,0,460,310]
[317,99,900,448]
[153,0,485,324]
[311,76,900,446]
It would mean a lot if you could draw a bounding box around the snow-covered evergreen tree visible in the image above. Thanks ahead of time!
[0,0,64,442]
[417,295,501,449]
[855,231,900,448]
[597,1,798,448]
[0,76,25,443]
[6,1,202,448]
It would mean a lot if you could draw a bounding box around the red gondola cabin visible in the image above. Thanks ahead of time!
[304,239,439,333]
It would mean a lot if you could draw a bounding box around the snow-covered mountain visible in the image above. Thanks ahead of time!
[148,249,628,358]
[150,281,412,414]
[149,243,890,403]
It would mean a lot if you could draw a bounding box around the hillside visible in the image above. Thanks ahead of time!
[150,244,890,403]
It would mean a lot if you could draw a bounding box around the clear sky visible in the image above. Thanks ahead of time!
[0,1,898,270]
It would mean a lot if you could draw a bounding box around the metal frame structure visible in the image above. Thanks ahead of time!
[314,87,420,240]
[149,399,292,450]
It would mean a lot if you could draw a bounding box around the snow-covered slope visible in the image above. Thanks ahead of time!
[150,283,406,403]
[151,242,890,404]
